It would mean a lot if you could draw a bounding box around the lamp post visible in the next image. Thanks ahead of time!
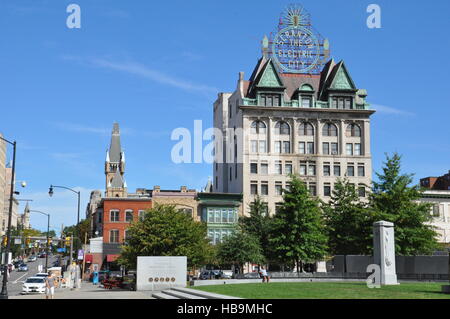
[29,210,50,273]
[48,185,80,261]
[0,136,16,299]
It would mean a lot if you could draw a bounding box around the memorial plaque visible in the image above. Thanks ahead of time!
[136,256,187,291]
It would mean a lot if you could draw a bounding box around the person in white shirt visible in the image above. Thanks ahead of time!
[260,266,269,283]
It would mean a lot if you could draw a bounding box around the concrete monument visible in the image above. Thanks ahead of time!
[373,221,398,285]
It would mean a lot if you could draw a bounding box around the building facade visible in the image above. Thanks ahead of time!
[420,170,450,244]
[420,171,450,191]
[151,186,199,221]
[197,192,243,245]
[213,6,374,215]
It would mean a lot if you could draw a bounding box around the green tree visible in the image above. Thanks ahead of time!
[63,217,91,250]
[239,195,273,262]
[216,231,264,273]
[270,175,328,272]
[370,153,439,255]
[117,204,212,270]
[323,178,373,255]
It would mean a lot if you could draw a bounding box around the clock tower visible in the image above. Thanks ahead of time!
[105,122,127,197]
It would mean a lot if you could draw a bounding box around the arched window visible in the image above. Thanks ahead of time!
[275,121,290,135]
[125,210,133,222]
[346,123,361,137]
[250,120,267,134]
[322,123,338,136]
[299,122,314,136]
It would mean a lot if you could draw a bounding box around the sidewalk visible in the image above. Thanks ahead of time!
[10,282,156,299]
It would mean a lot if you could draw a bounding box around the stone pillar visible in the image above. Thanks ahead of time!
[316,120,322,155]
[373,221,398,285]
[339,120,345,155]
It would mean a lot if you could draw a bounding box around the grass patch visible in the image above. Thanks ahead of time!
[191,282,450,299]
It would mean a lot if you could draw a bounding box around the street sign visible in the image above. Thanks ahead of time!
[57,248,66,253]
[77,249,84,260]
[14,238,21,245]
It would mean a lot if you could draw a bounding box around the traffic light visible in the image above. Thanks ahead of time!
[25,237,31,246]
[65,236,71,246]
[47,237,52,245]
[1,236,7,247]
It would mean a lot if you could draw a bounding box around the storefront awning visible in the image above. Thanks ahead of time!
[106,254,119,262]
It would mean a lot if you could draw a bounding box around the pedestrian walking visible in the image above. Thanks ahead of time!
[45,272,56,299]
[260,266,269,283]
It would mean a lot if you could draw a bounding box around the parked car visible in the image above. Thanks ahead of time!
[235,272,261,279]
[28,256,37,262]
[22,277,46,294]
[34,272,49,278]
[38,253,47,258]
[221,270,233,279]
[199,270,222,280]
[18,264,28,272]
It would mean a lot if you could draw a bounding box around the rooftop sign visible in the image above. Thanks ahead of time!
[264,4,330,74]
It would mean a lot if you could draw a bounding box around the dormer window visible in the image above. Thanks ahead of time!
[260,94,281,107]
[332,97,353,109]
[298,84,314,108]
[301,96,312,108]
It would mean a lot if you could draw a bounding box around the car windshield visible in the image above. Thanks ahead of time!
[35,274,47,277]
[26,278,44,283]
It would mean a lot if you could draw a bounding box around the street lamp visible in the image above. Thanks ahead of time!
[0,136,16,299]
[48,185,80,225]
[48,184,80,262]
[29,210,50,273]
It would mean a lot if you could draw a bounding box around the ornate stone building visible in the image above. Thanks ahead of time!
[213,5,375,215]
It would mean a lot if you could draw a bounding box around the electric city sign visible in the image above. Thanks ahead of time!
[266,4,330,74]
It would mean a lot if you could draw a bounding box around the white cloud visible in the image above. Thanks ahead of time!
[62,55,218,96]
[372,104,415,116]
[53,122,110,136]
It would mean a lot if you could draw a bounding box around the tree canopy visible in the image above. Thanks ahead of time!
[370,153,439,255]
[270,175,328,271]
[117,204,213,270]
[216,230,264,273]
[323,178,373,255]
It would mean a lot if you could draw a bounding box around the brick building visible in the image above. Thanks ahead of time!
[420,171,450,191]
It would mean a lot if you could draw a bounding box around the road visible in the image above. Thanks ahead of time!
[5,255,60,296]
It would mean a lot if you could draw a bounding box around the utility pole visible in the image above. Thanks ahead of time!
[81,232,87,281]
[69,234,73,266]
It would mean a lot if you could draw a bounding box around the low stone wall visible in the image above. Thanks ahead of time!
[329,255,449,276]
[190,278,366,287]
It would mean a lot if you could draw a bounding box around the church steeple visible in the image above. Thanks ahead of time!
[105,122,127,197]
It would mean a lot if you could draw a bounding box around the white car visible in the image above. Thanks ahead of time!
[22,277,46,294]
[28,256,37,262]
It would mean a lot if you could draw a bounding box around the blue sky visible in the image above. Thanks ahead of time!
[1,0,450,232]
